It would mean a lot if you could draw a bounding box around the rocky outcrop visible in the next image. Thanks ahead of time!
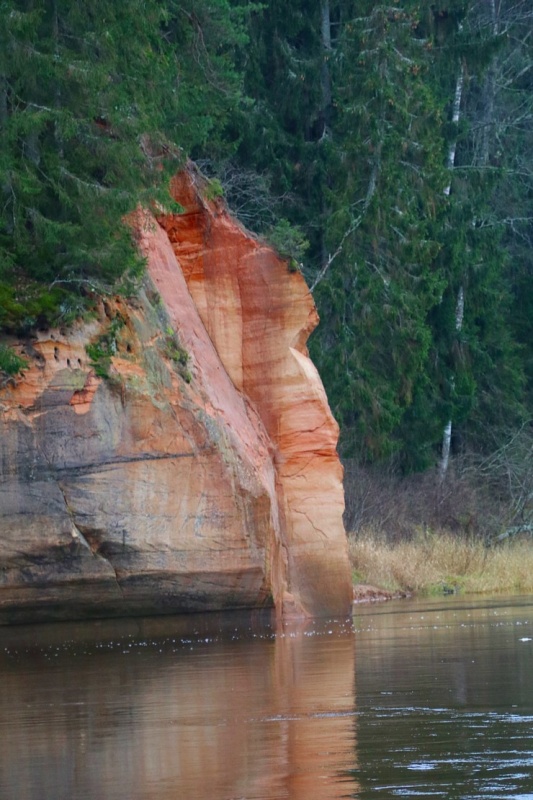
[0,166,352,624]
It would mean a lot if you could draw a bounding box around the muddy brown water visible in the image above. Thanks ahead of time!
[0,595,532,799]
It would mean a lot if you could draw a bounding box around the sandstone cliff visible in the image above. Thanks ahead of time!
[0,166,352,624]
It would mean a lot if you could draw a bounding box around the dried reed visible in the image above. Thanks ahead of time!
[348,528,533,595]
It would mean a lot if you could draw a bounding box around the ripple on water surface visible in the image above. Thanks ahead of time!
[350,594,533,799]
[1,595,533,799]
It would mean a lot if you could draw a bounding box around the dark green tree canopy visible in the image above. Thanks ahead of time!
[1,0,531,473]
[0,0,245,331]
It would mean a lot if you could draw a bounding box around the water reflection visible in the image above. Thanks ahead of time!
[351,594,533,799]
[3,595,533,799]
[0,612,358,800]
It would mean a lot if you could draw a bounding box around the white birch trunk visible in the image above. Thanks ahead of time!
[440,1,503,481]
[440,420,453,482]
[439,61,465,482]
[443,65,465,196]
[439,285,465,481]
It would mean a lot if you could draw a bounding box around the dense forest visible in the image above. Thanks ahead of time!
[1,1,532,536]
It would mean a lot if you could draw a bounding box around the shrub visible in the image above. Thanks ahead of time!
[204,178,225,201]
[265,219,309,264]
[0,344,28,377]
[161,334,191,381]
[85,315,125,378]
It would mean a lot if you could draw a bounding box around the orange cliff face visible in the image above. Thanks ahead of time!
[158,168,352,617]
[0,166,353,623]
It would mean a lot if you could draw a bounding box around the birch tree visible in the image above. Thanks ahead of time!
[432,0,528,477]
[439,52,466,482]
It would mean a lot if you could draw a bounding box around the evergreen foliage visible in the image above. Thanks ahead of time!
[227,0,532,471]
[0,0,531,475]
[311,2,451,465]
[0,342,27,376]
[0,0,245,331]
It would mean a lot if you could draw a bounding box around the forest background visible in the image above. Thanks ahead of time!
[1,0,532,550]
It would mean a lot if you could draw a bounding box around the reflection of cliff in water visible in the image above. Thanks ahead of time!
[0,613,359,800]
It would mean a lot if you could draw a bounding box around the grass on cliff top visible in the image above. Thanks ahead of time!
[348,528,533,596]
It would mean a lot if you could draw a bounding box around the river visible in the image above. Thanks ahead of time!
[1,594,532,799]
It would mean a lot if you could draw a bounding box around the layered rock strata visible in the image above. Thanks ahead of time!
[0,167,352,623]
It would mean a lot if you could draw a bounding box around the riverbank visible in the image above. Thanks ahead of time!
[348,530,533,596]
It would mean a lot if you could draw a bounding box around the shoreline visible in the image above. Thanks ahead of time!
[352,584,412,604]
[349,532,533,598]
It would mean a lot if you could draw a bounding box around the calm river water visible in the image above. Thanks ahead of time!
[1,595,532,799]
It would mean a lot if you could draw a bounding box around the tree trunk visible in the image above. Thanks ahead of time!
[439,62,465,482]
[320,0,332,135]
[0,73,14,235]
[444,64,465,196]
[439,286,464,481]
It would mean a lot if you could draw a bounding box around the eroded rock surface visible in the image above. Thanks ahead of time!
[0,167,352,623]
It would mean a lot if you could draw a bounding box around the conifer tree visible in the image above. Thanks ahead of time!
[0,0,245,332]
[231,0,529,468]
[425,0,528,467]
[1,0,530,474]
[309,2,450,464]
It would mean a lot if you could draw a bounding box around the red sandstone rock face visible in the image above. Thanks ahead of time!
[0,166,352,623]
[158,169,352,617]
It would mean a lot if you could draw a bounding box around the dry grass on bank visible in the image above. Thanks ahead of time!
[348,529,533,596]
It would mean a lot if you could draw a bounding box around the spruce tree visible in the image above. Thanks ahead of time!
[309,2,450,464]
[0,0,245,333]
[424,0,528,466]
